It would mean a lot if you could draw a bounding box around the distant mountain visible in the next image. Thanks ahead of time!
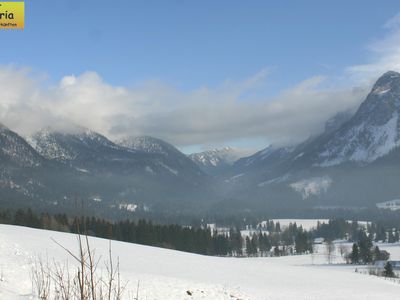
[116,135,205,179]
[216,71,400,214]
[189,147,251,174]
[0,124,60,209]
[4,71,400,217]
[230,110,354,175]
[22,129,214,214]
[27,126,136,172]
[314,71,400,166]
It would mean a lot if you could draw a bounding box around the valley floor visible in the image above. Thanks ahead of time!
[0,224,399,299]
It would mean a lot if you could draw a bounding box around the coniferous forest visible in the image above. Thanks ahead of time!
[1,208,400,259]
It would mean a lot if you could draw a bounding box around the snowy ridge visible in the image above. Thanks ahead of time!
[241,146,274,166]
[117,135,203,178]
[238,145,294,168]
[117,136,176,156]
[189,147,248,168]
[27,126,128,162]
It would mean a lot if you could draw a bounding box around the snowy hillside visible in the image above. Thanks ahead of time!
[1,225,399,300]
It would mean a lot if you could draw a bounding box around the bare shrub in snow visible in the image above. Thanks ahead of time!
[31,234,127,300]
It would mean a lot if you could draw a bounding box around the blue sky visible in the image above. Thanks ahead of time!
[2,0,400,153]
[4,0,398,88]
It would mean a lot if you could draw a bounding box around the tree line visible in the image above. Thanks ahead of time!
[3,209,397,259]
[0,208,316,257]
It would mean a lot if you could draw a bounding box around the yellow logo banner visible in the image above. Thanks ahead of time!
[0,2,24,29]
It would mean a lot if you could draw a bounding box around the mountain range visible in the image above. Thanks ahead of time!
[218,71,400,214]
[2,71,400,217]
[0,125,214,216]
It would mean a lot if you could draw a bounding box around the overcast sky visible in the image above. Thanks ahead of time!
[2,1,400,153]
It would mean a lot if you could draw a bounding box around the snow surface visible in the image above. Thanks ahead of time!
[372,86,391,95]
[289,176,332,199]
[269,219,330,230]
[1,225,400,299]
[376,199,400,211]
[264,219,370,231]
[118,203,138,212]
[157,161,178,175]
[257,174,290,187]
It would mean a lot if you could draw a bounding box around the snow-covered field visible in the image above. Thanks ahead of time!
[269,219,370,230]
[270,219,330,230]
[1,225,400,299]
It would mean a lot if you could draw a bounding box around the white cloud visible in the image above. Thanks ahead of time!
[346,13,400,83]
[0,65,367,148]
[384,13,400,29]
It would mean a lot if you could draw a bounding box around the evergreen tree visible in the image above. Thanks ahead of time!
[358,231,373,263]
[383,262,395,278]
[258,233,271,256]
[245,235,258,256]
[295,230,312,254]
[245,237,251,256]
[266,220,275,232]
[375,225,386,242]
[388,230,396,243]
[229,229,243,256]
[350,243,360,264]
[275,222,281,232]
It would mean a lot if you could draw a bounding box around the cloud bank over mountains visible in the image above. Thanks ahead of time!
[0,67,367,148]
[2,13,400,149]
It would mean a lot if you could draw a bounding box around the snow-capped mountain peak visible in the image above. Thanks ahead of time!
[316,71,400,166]
[189,147,236,166]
